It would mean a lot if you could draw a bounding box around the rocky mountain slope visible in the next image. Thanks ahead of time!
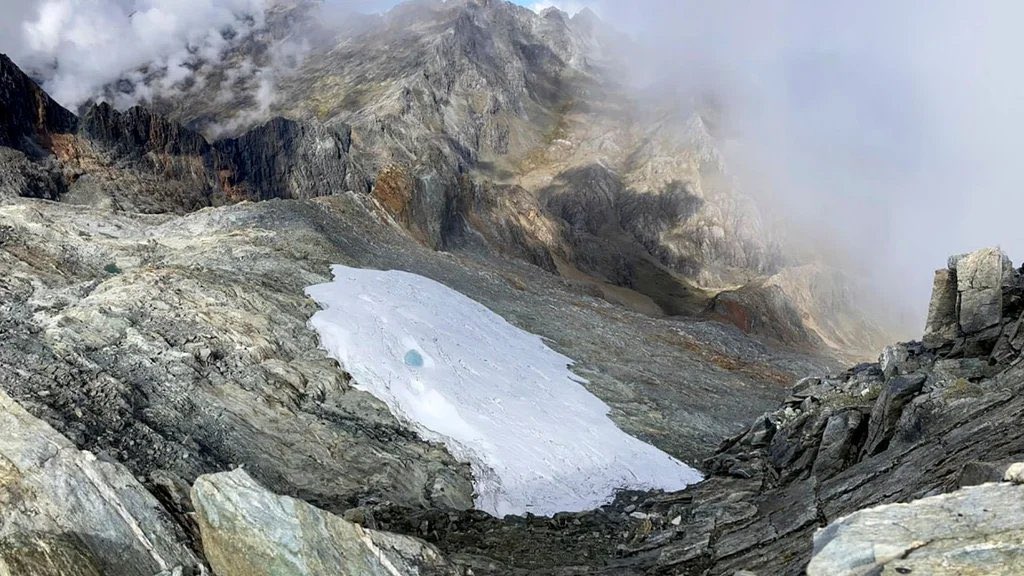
[1,0,895,361]
[2,182,1021,574]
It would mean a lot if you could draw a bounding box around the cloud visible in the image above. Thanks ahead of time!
[0,0,271,110]
[583,0,1024,332]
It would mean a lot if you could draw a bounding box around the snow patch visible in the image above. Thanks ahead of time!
[305,266,701,517]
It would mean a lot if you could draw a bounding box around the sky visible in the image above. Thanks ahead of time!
[0,0,1022,332]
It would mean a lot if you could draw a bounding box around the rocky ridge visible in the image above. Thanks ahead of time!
[0,2,1011,573]
[0,54,352,213]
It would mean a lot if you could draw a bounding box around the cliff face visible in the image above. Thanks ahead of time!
[0,64,354,213]
[0,54,78,156]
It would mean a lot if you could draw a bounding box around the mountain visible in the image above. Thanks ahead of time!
[0,0,893,361]
[3,1,1009,574]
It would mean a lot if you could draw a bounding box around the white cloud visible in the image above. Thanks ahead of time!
[587,0,1024,329]
[0,0,272,110]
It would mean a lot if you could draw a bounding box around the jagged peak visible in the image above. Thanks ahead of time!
[572,6,601,23]
[539,6,569,21]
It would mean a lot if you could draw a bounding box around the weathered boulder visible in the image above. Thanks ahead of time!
[191,469,459,576]
[0,390,202,576]
[952,247,1015,335]
[808,481,1024,576]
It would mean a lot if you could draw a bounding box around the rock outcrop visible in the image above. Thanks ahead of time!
[213,117,353,201]
[192,469,458,576]
[0,389,202,576]
[924,246,1021,352]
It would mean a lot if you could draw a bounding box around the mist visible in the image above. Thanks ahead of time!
[555,0,1024,335]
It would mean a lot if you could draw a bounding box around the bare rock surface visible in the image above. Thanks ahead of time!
[3,197,1019,576]
[0,198,476,516]
[352,248,1024,575]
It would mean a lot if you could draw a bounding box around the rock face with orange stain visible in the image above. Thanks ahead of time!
[0,54,78,156]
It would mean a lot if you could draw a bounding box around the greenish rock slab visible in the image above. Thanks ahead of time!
[0,390,201,576]
[809,481,1024,576]
[191,469,460,576]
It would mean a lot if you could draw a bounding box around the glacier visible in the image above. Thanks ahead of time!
[305,265,702,517]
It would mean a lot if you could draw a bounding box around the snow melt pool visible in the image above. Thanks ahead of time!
[305,266,701,517]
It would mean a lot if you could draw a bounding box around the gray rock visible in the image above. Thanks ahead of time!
[862,373,927,457]
[931,357,994,384]
[958,461,1012,487]
[0,147,65,200]
[191,469,458,576]
[0,389,202,576]
[812,410,865,480]
[923,267,958,348]
[878,343,909,380]
[953,247,1014,335]
[808,482,1024,576]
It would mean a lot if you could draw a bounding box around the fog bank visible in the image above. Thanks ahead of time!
[565,0,1024,334]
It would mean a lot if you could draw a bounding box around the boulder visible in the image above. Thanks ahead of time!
[191,469,459,576]
[878,344,909,380]
[0,390,202,576]
[957,461,1010,487]
[808,482,1024,575]
[923,268,958,348]
[952,248,1014,335]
